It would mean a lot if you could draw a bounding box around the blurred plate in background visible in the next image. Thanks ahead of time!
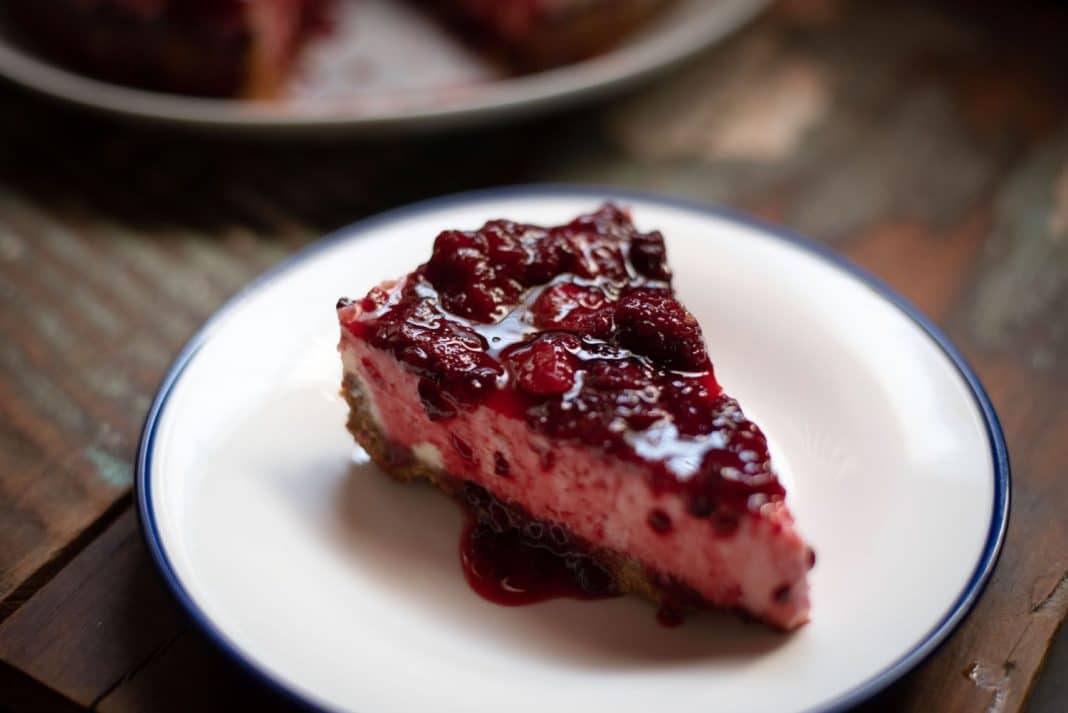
[0,0,769,134]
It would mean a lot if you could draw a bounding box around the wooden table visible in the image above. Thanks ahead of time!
[1,1,1066,710]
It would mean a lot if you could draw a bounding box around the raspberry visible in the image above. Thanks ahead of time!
[424,229,521,322]
[614,288,711,371]
[347,206,783,521]
[629,231,671,281]
[582,358,653,391]
[531,283,614,337]
[506,334,578,395]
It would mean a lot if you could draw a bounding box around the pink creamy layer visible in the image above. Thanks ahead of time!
[340,325,811,629]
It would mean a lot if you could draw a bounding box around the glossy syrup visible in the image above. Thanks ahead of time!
[340,205,788,526]
[459,513,617,606]
[457,483,618,606]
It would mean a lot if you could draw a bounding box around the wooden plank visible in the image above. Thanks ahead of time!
[0,503,301,711]
[0,503,299,711]
[0,510,186,708]
[0,203,200,609]
[0,660,86,713]
[95,632,299,713]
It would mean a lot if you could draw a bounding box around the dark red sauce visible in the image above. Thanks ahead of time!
[458,484,618,605]
[457,485,699,628]
[340,204,785,521]
[460,516,615,605]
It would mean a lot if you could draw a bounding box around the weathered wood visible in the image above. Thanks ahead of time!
[0,0,1065,710]
[0,505,302,711]
[0,510,186,707]
[95,631,298,713]
[0,660,86,713]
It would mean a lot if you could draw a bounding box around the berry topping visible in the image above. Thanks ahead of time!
[506,334,579,396]
[531,283,614,337]
[424,229,522,322]
[614,288,711,372]
[340,204,785,523]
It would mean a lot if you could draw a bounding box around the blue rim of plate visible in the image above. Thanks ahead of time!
[136,184,1010,713]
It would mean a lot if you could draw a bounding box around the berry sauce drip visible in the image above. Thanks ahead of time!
[458,484,694,627]
[656,605,685,628]
[340,204,785,521]
[459,484,618,605]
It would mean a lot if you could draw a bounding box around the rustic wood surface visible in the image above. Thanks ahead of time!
[0,0,1065,711]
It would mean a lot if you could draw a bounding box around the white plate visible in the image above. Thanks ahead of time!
[137,186,1009,713]
[0,0,768,133]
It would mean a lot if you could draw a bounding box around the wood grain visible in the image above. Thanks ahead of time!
[0,508,302,711]
[0,0,1065,710]
[0,510,185,708]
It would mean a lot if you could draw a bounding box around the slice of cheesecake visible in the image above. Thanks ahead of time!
[337,204,813,630]
[8,0,665,97]
[7,0,333,97]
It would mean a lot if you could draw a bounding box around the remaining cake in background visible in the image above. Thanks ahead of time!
[4,0,334,97]
[4,0,671,97]
[336,204,814,630]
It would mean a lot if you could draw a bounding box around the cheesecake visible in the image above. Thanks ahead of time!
[7,0,669,97]
[337,204,813,630]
